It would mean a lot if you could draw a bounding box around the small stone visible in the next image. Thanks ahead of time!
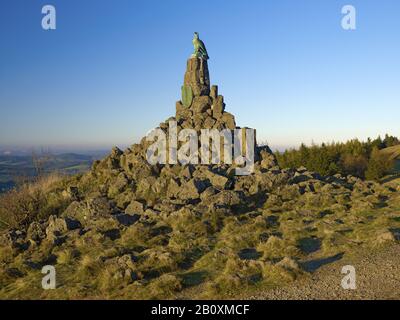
[125,200,145,215]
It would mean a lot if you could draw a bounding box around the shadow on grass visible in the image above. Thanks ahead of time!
[238,248,262,260]
[300,253,344,273]
[380,172,400,184]
[297,237,321,254]
[389,228,400,240]
[181,271,208,288]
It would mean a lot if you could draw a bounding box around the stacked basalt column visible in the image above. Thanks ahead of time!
[171,57,256,166]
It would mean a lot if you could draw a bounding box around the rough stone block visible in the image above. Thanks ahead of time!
[210,85,218,100]
[212,95,225,118]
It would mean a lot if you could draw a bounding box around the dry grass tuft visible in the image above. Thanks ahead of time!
[0,174,67,229]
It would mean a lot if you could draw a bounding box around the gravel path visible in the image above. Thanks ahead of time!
[246,244,400,300]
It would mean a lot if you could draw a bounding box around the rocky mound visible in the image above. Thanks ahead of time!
[1,53,400,299]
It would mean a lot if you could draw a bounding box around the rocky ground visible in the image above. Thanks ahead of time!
[1,57,400,299]
[246,244,400,300]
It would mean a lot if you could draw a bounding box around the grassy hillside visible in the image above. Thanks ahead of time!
[381,145,400,173]
[396,161,400,173]
[381,145,400,160]
[380,146,400,183]
[381,145,400,171]
[1,144,400,299]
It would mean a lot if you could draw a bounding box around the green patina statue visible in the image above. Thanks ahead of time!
[192,32,209,60]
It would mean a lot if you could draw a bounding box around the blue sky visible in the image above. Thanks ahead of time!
[1,0,399,151]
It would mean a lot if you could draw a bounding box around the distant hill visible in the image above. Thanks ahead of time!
[380,145,400,184]
[381,145,400,172]
[381,145,400,160]
[0,181,15,193]
[0,153,98,193]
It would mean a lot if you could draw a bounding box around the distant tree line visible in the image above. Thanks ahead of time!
[275,134,400,181]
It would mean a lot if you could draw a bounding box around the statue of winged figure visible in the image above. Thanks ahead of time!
[192,32,209,60]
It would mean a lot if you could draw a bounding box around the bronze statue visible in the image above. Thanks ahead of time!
[192,32,209,60]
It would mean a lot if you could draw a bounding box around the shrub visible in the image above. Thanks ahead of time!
[365,148,394,181]
[275,135,399,179]
[340,153,369,178]
[0,174,68,229]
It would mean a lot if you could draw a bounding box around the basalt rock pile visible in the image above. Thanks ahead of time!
[1,53,400,299]
[73,56,278,220]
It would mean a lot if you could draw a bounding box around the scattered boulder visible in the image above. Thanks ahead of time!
[259,146,277,169]
[62,186,79,200]
[0,229,29,251]
[46,216,81,237]
[108,173,130,197]
[193,167,229,190]
[107,146,123,169]
[178,179,208,201]
[27,222,46,243]
[206,190,242,209]
[125,200,145,215]
[167,178,181,199]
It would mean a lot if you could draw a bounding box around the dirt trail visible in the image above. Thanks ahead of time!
[246,244,400,300]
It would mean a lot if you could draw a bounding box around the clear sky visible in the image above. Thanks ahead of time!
[1,0,399,151]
